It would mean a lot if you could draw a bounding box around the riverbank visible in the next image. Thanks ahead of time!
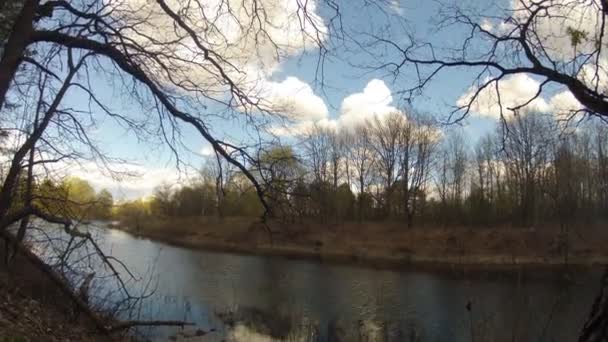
[112,217,608,269]
[0,246,121,342]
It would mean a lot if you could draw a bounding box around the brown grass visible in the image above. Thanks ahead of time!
[115,217,608,267]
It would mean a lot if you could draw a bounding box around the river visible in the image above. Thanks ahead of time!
[32,222,603,341]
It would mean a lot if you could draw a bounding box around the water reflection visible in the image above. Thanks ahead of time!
[33,223,602,341]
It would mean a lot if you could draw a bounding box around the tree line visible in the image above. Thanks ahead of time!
[7,175,114,221]
[122,111,608,229]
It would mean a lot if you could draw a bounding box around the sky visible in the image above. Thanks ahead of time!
[54,0,591,200]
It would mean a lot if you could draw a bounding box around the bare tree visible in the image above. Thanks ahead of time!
[401,118,438,228]
[201,154,236,218]
[0,0,334,225]
[501,112,554,226]
[448,131,468,207]
[368,0,608,123]
[594,124,608,215]
[0,47,190,333]
[368,112,404,217]
[345,124,375,221]
[435,129,469,223]
[0,0,331,333]
[328,129,344,190]
[152,182,174,217]
[301,124,332,186]
[366,111,437,226]
[470,134,502,224]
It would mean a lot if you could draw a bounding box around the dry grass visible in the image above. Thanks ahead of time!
[117,217,608,267]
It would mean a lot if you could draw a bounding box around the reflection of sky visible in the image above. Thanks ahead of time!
[106,228,131,241]
[54,226,601,341]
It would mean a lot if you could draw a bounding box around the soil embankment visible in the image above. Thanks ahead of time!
[0,245,118,342]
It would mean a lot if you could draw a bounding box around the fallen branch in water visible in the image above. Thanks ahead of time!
[108,320,195,332]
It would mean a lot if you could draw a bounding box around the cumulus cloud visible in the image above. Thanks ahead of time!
[199,145,214,156]
[248,77,328,121]
[449,0,608,122]
[511,0,604,64]
[269,79,404,136]
[456,73,588,121]
[549,90,584,121]
[338,79,401,128]
[459,0,607,120]
[389,0,404,15]
[269,117,337,136]
[512,0,608,98]
[113,0,327,93]
[456,74,550,119]
[480,19,493,32]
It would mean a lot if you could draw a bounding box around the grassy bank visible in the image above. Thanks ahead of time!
[113,216,608,268]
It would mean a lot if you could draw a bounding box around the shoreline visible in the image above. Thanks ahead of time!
[110,222,608,271]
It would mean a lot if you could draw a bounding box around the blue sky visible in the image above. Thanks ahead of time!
[58,0,584,199]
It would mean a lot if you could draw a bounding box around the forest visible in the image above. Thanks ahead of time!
[116,112,608,230]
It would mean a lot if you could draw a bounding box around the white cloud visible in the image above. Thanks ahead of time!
[99,168,180,201]
[112,0,327,97]
[0,145,184,200]
[480,19,493,31]
[110,0,333,135]
[456,73,589,122]
[269,117,337,136]
[511,0,603,64]
[549,90,583,121]
[338,79,401,128]
[457,74,549,119]
[248,77,328,121]
[199,145,214,156]
[389,0,404,15]
[579,59,608,95]
[269,79,404,136]
[515,0,608,93]
[459,1,608,121]
[54,161,183,201]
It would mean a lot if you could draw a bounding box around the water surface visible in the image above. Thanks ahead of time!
[38,224,602,341]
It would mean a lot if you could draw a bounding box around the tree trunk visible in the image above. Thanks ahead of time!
[0,0,37,112]
[0,54,77,221]
[359,175,364,222]
[11,108,38,262]
[580,267,608,342]
[406,209,413,229]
